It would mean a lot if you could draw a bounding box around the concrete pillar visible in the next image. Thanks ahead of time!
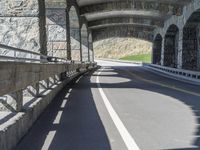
[81,24,89,62]
[161,39,165,66]
[177,27,183,69]
[39,0,47,55]
[88,40,90,62]
[69,6,81,61]
[197,24,200,70]
[66,12,72,60]
[45,0,68,58]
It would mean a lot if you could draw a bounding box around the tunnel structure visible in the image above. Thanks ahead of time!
[0,0,200,150]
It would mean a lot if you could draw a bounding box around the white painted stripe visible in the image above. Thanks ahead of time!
[65,93,70,98]
[41,131,56,150]
[96,69,140,150]
[53,111,63,124]
[69,89,72,92]
[61,100,68,108]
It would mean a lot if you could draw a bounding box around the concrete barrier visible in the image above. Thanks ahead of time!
[0,61,97,150]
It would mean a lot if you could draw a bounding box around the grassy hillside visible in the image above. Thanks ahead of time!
[93,37,152,59]
[120,54,152,63]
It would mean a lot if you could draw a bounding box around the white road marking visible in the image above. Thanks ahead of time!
[96,69,140,150]
[41,131,56,150]
[61,100,68,108]
[65,93,70,98]
[53,111,63,124]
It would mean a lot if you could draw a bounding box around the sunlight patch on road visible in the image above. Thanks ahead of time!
[125,70,200,97]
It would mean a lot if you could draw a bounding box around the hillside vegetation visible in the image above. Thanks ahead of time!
[93,37,153,61]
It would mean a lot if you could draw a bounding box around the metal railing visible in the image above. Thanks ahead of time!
[145,63,200,81]
[0,44,72,63]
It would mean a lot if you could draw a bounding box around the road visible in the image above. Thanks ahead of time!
[15,60,200,150]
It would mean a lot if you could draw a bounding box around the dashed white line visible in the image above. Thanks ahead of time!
[41,131,56,150]
[61,100,68,108]
[96,69,140,150]
[53,111,63,124]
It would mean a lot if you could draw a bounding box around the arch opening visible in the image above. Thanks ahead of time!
[69,6,81,61]
[164,25,179,68]
[153,34,162,65]
[182,9,200,71]
[81,24,89,62]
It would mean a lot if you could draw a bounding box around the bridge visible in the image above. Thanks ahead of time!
[0,0,200,150]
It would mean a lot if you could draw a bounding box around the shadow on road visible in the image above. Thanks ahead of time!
[15,72,111,150]
[95,66,200,150]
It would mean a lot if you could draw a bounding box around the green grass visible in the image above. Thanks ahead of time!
[120,53,151,63]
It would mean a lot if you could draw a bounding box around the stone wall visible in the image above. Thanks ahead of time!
[0,0,42,52]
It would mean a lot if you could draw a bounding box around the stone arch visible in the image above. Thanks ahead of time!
[164,24,179,68]
[182,9,200,70]
[69,6,81,61]
[81,24,89,62]
[153,34,162,65]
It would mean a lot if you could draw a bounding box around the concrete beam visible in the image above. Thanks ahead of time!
[88,17,164,28]
[77,0,192,7]
[79,1,186,16]
[83,10,169,22]
[92,25,154,42]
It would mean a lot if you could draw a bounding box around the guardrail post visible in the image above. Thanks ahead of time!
[26,83,40,98]
[60,72,67,81]
[46,78,50,89]
[1,90,23,112]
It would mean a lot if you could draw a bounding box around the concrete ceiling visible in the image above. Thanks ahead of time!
[77,0,191,7]
[76,0,192,40]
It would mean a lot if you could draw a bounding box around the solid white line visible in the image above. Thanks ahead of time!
[53,111,63,124]
[96,69,140,150]
[41,131,56,150]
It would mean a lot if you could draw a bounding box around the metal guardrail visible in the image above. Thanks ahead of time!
[145,63,200,81]
[0,44,71,63]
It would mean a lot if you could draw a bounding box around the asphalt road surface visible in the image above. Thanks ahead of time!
[15,60,200,150]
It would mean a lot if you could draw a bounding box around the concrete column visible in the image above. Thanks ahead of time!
[45,1,68,58]
[161,38,165,66]
[81,24,89,62]
[197,24,200,70]
[69,6,81,61]
[66,12,72,60]
[88,41,90,62]
[177,28,183,69]
[39,0,47,55]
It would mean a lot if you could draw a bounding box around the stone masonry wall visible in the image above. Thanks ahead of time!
[0,0,42,52]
